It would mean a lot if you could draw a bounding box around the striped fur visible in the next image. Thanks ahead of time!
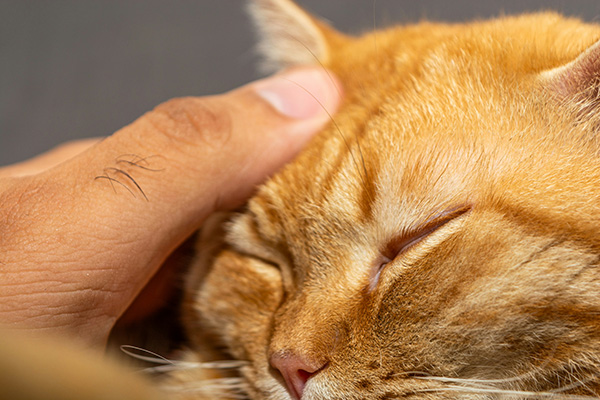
[170,2,600,399]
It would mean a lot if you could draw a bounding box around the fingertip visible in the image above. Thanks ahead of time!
[254,67,342,121]
[203,67,343,209]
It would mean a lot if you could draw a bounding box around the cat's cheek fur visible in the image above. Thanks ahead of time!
[178,249,288,399]
[198,251,281,359]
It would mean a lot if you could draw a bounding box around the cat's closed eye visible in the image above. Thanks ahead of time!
[371,205,472,290]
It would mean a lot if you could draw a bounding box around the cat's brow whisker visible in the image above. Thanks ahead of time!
[281,78,370,192]
[372,0,381,90]
[287,34,343,105]
[284,34,373,197]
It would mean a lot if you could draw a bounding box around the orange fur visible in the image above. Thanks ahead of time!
[170,1,600,399]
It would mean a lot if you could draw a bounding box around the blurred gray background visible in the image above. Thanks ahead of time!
[2,0,600,166]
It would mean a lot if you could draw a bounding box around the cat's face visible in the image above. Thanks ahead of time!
[182,1,600,399]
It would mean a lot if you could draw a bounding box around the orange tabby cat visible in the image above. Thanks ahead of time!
[167,1,600,399]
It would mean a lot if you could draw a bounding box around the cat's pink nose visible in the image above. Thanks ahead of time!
[269,352,326,400]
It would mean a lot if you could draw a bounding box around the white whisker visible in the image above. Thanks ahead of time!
[162,377,249,399]
[420,385,600,400]
[120,345,173,365]
[410,369,600,400]
[120,345,248,373]
[415,373,532,386]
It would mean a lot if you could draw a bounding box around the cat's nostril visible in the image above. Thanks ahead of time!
[269,352,326,400]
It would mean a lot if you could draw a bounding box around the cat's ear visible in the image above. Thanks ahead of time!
[248,0,343,72]
[539,39,600,115]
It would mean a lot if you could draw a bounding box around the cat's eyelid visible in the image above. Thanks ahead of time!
[383,204,472,260]
[368,205,471,293]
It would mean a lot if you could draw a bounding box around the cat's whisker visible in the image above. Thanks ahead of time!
[408,371,600,400]
[142,360,248,374]
[417,385,600,400]
[552,378,595,395]
[161,377,250,399]
[412,373,535,386]
[548,371,600,398]
[120,345,248,373]
[120,345,173,365]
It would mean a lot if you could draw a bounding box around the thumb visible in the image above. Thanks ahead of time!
[0,67,341,344]
[91,65,342,227]
[156,66,343,211]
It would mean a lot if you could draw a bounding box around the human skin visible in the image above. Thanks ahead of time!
[0,67,342,347]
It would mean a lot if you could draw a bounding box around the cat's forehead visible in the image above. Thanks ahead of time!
[333,12,600,87]
[241,11,600,264]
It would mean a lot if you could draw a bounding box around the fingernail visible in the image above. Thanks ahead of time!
[255,68,341,120]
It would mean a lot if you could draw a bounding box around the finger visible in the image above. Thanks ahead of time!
[0,138,101,178]
[0,67,342,345]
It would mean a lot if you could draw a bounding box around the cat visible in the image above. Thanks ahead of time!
[4,1,599,399]
[162,0,600,399]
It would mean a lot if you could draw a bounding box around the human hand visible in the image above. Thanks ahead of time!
[0,67,342,347]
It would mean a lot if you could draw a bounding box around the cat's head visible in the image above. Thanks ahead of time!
[182,1,600,399]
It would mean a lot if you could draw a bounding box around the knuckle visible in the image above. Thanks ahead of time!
[149,97,233,149]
